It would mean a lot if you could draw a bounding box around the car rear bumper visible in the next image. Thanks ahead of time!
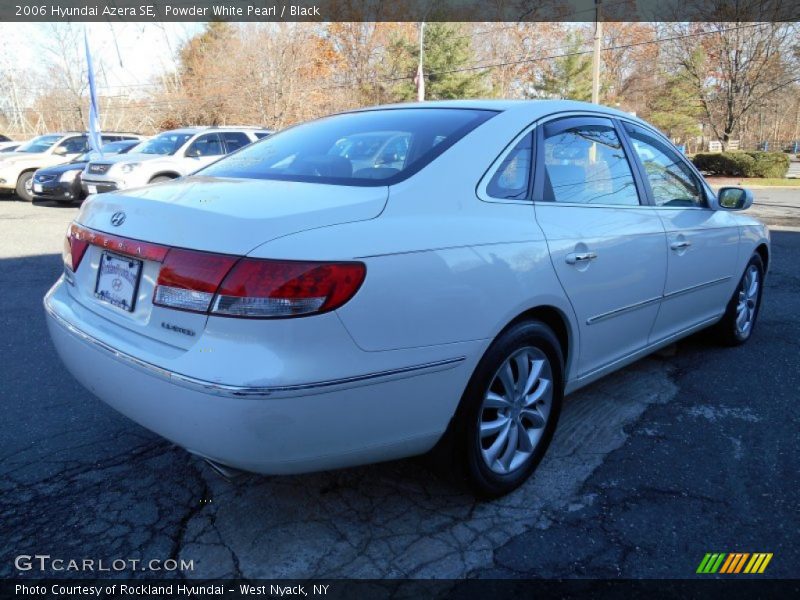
[44,278,474,474]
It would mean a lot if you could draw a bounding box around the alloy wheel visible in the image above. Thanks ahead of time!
[736,264,760,336]
[478,347,553,475]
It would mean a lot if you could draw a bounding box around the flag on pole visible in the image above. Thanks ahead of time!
[414,63,425,102]
[84,26,103,155]
[415,21,425,102]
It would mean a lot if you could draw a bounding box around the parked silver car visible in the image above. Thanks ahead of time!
[81,126,270,195]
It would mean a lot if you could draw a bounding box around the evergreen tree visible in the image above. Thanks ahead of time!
[646,70,703,144]
[533,32,592,101]
[389,23,487,101]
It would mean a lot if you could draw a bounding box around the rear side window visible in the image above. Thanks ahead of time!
[222,132,252,153]
[198,108,497,186]
[542,120,638,206]
[486,133,533,200]
[623,123,705,208]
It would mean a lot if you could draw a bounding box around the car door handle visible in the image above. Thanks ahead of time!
[670,240,692,250]
[565,252,597,265]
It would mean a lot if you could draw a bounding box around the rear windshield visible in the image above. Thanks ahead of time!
[198,108,497,186]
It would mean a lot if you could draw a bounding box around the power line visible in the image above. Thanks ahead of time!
[312,21,792,89]
[2,21,795,116]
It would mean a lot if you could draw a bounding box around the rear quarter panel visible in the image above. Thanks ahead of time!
[253,194,577,375]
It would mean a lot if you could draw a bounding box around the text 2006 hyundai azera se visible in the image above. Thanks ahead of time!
[45,100,769,496]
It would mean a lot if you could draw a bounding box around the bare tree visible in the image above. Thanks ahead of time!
[665,18,799,148]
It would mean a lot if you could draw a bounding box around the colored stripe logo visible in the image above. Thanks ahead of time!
[697,553,773,574]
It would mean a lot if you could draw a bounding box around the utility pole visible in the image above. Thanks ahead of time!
[591,0,602,104]
[416,21,426,102]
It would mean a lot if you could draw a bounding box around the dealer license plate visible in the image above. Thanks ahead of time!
[95,252,142,312]
[87,185,98,194]
[33,183,43,193]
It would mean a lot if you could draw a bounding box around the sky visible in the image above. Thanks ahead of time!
[0,22,204,93]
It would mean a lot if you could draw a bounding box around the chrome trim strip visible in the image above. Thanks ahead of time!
[586,296,661,325]
[44,290,465,399]
[586,276,732,325]
[663,276,731,300]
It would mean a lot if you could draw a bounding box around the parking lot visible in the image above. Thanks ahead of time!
[1,190,798,579]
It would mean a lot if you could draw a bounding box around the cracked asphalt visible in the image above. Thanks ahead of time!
[0,189,798,580]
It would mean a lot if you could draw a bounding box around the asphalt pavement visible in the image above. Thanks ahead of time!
[0,189,797,580]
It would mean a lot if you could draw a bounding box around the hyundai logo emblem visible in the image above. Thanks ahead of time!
[110,212,126,227]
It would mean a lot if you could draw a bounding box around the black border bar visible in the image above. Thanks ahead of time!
[3,579,800,599]
[2,0,799,23]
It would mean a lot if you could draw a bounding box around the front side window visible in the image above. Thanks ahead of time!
[543,121,638,206]
[198,108,497,186]
[486,132,533,200]
[624,123,705,208]
[56,136,89,154]
[186,133,224,157]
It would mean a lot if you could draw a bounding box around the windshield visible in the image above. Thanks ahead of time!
[16,135,62,153]
[134,133,193,155]
[198,108,497,186]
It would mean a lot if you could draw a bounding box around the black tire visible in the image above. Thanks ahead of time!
[435,320,564,498]
[15,171,34,202]
[149,175,174,184]
[713,253,764,346]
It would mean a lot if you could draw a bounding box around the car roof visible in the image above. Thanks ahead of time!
[33,131,143,137]
[162,127,270,135]
[349,99,648,127]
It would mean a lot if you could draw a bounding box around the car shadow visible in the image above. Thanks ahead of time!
[31,198,81,209]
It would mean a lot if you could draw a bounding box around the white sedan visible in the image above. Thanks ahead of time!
[45,100,769,497]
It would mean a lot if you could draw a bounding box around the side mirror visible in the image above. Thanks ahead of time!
[717,187,753,211]
[185,147,200,158]
[52,146,67,156]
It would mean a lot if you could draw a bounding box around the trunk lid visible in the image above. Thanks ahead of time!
[68,176,387,349]
[77,175,387,255]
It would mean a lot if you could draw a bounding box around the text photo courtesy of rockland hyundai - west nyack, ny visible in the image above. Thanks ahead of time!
[1,1,799,599]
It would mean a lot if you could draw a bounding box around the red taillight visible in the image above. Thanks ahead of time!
[211,259,366,318]
[63,229,89,272]
[63,223,365,319]
[153,249,238,313]
[63,223,168,273]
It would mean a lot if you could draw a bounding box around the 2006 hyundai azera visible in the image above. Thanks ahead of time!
[45,100,769,496]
